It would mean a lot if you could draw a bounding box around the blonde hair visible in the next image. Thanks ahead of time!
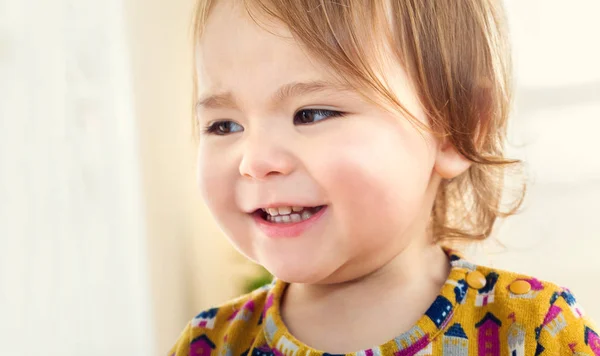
[192,0,525,243]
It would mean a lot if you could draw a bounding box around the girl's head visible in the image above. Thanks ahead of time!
[193,0,523,283]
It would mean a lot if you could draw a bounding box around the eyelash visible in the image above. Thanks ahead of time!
[203,121,243,136]
[293,108,345,125]
[203,108,346,136]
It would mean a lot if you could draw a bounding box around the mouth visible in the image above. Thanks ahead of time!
[253,205,326,224]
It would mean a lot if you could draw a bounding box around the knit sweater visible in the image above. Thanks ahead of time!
[169,249,598,355]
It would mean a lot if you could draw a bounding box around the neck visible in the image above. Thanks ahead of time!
[279,241,450,352]
[284,241,449,311]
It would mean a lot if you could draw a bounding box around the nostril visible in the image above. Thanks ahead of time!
[240,169,285,180]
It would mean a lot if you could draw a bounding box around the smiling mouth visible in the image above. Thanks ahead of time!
[255,205,326,224]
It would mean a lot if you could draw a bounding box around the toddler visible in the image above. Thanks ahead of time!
[170,0,598,355]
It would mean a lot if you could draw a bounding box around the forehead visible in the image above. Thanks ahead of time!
[196,1,337,100]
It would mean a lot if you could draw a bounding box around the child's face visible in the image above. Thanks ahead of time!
[196,1,451,283]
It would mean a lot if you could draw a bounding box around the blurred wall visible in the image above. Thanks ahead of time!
[0,0,156,354]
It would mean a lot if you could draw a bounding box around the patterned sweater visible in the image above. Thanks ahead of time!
[169,250,598,356]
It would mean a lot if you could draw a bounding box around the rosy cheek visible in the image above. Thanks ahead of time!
[329,163,389,210]
[316,124,433,229]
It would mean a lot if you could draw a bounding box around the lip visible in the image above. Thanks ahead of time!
[249,203,320,212]
[252,206,328,238]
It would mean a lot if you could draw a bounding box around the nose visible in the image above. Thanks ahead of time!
[238,132,296,180]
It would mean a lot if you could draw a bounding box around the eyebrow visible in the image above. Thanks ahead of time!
[196,80,353,110]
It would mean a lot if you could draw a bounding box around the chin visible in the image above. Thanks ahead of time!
[262,258,335,284]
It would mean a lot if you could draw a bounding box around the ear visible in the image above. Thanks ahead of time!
[434,138,472,179]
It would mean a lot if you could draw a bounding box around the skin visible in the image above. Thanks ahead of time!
[195,0,472,352]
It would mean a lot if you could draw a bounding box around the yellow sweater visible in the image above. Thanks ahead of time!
[169,249,598,355]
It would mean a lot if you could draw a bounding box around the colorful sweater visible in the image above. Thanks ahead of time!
[169,250,598,355]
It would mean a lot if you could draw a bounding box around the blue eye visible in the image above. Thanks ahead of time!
[204,121,244,135]
[293,109,345,125]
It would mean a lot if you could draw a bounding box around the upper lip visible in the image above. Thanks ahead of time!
[248,202,325,213]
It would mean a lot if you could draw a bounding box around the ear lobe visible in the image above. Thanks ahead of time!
[434,139,472,179]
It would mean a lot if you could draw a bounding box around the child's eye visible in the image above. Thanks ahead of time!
[204,120,244,135]
[293,109,345,125]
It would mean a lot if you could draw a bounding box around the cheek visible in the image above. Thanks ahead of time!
[197,144,236,217]
[197,143,258,258]
[197,146,216,203]
[314,119,435,236]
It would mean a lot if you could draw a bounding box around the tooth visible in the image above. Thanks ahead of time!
[278,206,292,215]
[268,208,279,216]
[301,210,312,220]
[266,215,272,222]
[281,215,291,223]
[292,206,303,212]
[290,214,301,222]
[274,216,283,223]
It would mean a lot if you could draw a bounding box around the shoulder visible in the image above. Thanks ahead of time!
[467,263,563,315]
[446,256,561,327]
[457,261,598,354]
[168,281,275,356]
[470,263,592,320]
